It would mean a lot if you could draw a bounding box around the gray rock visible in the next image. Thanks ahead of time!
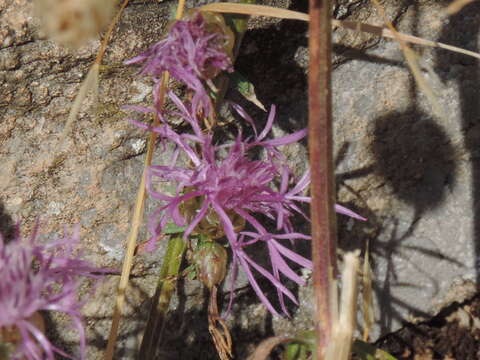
[2,0,480,358]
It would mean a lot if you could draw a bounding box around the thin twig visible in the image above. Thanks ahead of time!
[95,0,131,65]
[104,0,186,358]
[60,0,130,148]
[308,0,336,359]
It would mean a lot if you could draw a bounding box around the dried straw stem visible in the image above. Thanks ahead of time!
[104,0,186,358]
[325,252,360,360]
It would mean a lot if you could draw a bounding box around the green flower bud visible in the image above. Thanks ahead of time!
[193,241,228,289]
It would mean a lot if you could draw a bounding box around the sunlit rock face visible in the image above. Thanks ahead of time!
[2,0,480,358]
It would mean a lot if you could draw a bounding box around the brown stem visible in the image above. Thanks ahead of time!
[208,286,232,360]
[95,0,131,65]
[308,0,336,358]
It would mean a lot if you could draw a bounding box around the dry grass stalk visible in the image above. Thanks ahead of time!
[446,0,477,14]
[200,2,480,60]
[336,19,480,60]
[59,63,99,151]
[58,0,131,152]
[104,1,186,358]
[325,252,360,360]
[370,0,442,117]
[362,241,374,342]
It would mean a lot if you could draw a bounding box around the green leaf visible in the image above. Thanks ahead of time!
[284,343,300,360]
[352,340,398,360]
[282,331,315,360]
[229,0,256,34]
[293,330,316,350]
[229,71,266,111]
[163,222,186,234]
[283,342,312,360]
[183,264,198,280]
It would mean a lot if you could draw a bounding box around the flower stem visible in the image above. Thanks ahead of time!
[307,0,336,358]
[104,1,186,358]
[138,237,186,359]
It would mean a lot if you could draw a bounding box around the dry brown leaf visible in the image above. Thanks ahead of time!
[201,3,309,21]
[246,336,292,360]
[446,0,477,14]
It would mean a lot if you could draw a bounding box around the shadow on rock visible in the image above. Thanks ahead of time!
[154,279,275,360]
[371,108,456,215]
[0,201,15,243]
[367,108,458,333]
[233,0,308,134]
[434,1,480,287]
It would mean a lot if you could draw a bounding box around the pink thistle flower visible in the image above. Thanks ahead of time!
[0,222,101,360]
[129,93,366,315]
[125,11,233,117]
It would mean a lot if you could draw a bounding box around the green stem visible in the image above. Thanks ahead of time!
[213,0,256,114]
[138,237,186,360]
[228,0,255,59]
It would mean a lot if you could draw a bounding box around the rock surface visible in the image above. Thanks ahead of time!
[1,0,480,358]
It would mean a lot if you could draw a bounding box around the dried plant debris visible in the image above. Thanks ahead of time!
[370,296,480,360]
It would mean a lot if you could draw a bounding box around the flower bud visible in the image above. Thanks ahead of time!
[193,241,227,289]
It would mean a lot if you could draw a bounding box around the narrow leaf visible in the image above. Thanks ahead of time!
[200,3,309,21]
[163,221,187,234]
[229,72,266,111]
[59,63,99,149]
[352,340,398,360]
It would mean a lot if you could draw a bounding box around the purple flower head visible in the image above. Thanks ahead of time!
[125,11,233,117]
[0,222,101,360]
[129,93,365,315]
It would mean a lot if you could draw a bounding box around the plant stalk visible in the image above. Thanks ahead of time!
[104,0,186,357]
[307,0,336,358]
[138,237,186,359]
